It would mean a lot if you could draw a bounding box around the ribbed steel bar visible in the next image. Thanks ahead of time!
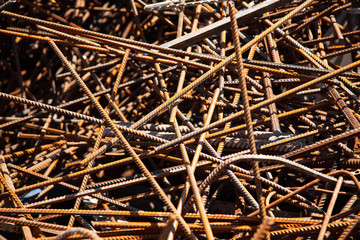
[130,0,315,129]
[229,1,265,220]
[2,1,360,239]
[47,40,196,239]
[153,57,360,153]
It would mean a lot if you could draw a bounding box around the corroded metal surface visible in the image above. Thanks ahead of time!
[1,0,360,239]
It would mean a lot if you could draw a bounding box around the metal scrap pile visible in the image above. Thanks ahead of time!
[1,0,360,239]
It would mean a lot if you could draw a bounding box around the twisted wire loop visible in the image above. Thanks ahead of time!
[53,227,101,240]
[224,155,349,186]
[185,153,358,215]
[182,153,323,212]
